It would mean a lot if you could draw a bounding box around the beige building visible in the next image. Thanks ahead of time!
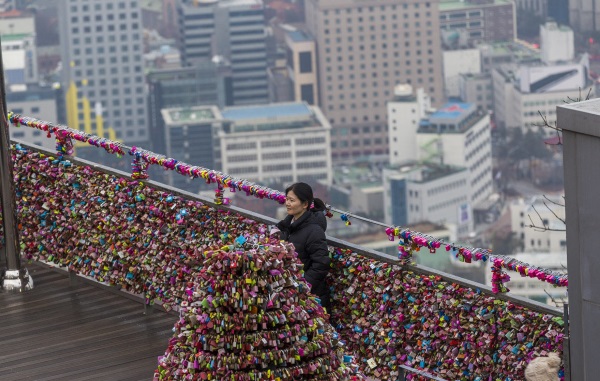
[285,29,319,105]
[304,0,445,161]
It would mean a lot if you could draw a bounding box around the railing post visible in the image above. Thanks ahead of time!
[0,36,33,292]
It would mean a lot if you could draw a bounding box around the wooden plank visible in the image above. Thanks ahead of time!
[0,263,175,380]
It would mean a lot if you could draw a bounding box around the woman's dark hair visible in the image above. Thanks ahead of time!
[285,182,326,212]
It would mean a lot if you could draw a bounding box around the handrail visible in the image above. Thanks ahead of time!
[13,140,561,317]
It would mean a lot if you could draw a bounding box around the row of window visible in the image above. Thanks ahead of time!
[427,179,467,197]
[70,1,134,13]
[427,195,468,213]
[471,179,493,202]
[71,33,140,45]
[331,137,386,148]
[73,45,141,56]
[324,18,432,34]
[71,12,137,24]
[71,23,138,34]
[440,11,482,20]
[331,125,383,135]
[324,31,434,45]
[325,10,432,25]
[323,3,430,15]
[325,58,434,73]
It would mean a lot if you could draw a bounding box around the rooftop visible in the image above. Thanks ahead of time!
[287,29,313,43]
[439,0,513,11]
[386,161,468,184]
[418,102,489,134]
[221,102,313,121]
[162,106,219,125]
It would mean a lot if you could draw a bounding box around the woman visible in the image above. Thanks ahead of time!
[276,182,331,315]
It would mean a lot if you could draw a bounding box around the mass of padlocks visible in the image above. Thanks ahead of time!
[154,241,362,380]
[0,144,564,380]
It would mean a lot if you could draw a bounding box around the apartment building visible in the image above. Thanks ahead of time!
[177,0,269,105]
[58,0,149,144]
[304,0,445,161]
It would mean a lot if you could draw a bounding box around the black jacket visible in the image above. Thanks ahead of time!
[276,210,330,298]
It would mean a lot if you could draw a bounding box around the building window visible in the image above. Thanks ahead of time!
[299,52,312,73]
[300,84,314,105]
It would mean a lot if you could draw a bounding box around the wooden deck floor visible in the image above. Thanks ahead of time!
[0,262,176,381]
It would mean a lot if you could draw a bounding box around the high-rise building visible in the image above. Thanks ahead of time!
[515,0,547,18]
[547,0,568,26]
[416,102,494,207]
[570,0,600,32]
[147,62,232,155]
[439,0,516,46]
[58,0,149,145]
[284,29,319,105]
[177,0,269,105]
[304,0,445,161]
[387,84,432,166]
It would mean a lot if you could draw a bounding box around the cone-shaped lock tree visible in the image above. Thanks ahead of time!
[155,238,361,381]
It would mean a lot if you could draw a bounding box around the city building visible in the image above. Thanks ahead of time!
[160,102,332,191]
[7,83,58,150]
[147,62,231,155]
[387,84,433,166]
[540,21,574,64]
[284,29,318,105]
[177,0,269,105]
[492,63,594,133]
[0,33,37,85]
[515,0,547,18]
[416,102,494,207]
[0,8,34,35]
[478,41,540,73]
[439,0,516,46]
[161,106,223,192]
[459,73,494,111]
[569,0,600,32]
[443,48,481,98]
[57,0,149,145]
[304,0,445,161]
[219,102,332,185]
[329,163,385,221]
[510,196,566,253]
[383,161,472,236]
[547,0,568,26]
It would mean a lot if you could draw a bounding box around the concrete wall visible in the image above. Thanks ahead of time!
[557,99,600,381]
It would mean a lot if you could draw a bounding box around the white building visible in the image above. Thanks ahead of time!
[0,33,38,85]
[383,162,472,235]
[486,252,568,305]
[416,102,494,207]
[161,102,333,191]
[58,0,149,145]
[0,9,35,35]
[442,49,482,99]
[510,196,566,253]
[387,84,432,166]
[220,102,332,185]
[493,63,594,135]
[540,21,574,64]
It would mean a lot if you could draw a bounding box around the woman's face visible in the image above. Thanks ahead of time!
[285,190,308,218]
